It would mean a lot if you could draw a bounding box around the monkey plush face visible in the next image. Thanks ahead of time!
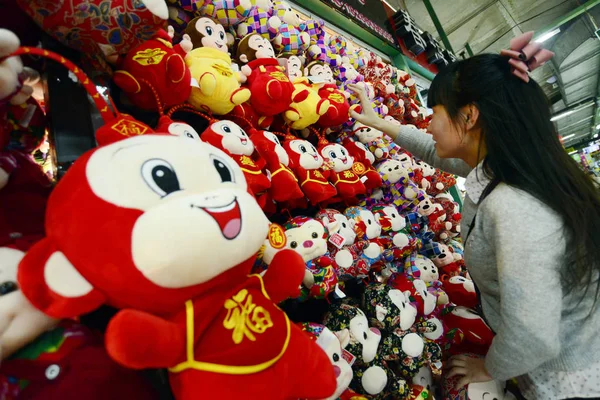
[288,139,323,169]
[262,131,289,165]
[206,120,254,156]
[237,34,275,64]
[282,55,304,81]
[185,17,229,52]
[320,143,354,173]
[305,62,335,84]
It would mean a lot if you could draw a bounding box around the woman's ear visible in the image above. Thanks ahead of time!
[463,104,481,131]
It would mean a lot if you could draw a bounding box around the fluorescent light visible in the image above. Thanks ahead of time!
[596,124,600,130]
[568,150,578,155]
[561,134,575,140]
[535,28,561,43]
[382,0,397,12]
[594,133,599,139]
[550,102,595,122]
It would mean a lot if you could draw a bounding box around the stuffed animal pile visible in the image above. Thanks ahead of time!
[0,3,515,399]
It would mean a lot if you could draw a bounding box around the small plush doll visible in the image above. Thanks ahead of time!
[270,1,310,54]
[351,121,391,160]
[370,159,426,213]
[185,18,251,115]
[17,133,337,400]
[16,0,168,69]
[421,240,465,278]
[236,0,281,41]
[417,196,453,237]
[279,57,331,130]
[427,170,458,197]
[344,206,385,269]
[441,306,494,356]
[248,129,304,203]
[302,61,355,129]
[307,29,342,68]
[341,138,382,191]
[319,140,367,201]
[168,5,194,40]
[441,354,516,400]
[404,253,449,306]
[315,209,381,280]
[114,28,193,112]
[177,0,255,28]
[279,216,339,301]
[323,302,411,399]
[363,283,418,333]
[371,204,417,266]
[389,273,438,318]
[283,137,338,205]
[300,322,354,400]
[201,119,271,196]
[237,34,295,118]
[442,276,478,309]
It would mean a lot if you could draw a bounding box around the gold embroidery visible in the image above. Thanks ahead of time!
[212,63,233,77]
[239,155,256,167]
[313,170,324,179]
[328,93,345,104]
[268,225,286,249]
[223,289,273,344]
[132,48,167,66]
[111,119,149,136]
[270,71,289,82]
[352,162,366,175]
[343,170,355,179]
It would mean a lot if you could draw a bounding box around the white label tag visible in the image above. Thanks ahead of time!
[341,349,356,366]
[329,233,346,249]
[307,75,328,84]
[360,175,368,183]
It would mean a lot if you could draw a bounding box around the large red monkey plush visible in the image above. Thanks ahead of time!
[17,133,336,400]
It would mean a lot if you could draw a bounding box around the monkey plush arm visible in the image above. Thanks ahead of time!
[261,249,305,303]
[105,309,186,369]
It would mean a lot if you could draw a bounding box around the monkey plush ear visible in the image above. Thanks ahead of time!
[17,238,106,319]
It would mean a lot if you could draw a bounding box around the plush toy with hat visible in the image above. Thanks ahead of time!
[351,121,391,161]
[315,209,381,280]
[300,322,354,400]
[16,0,168,70]
[283,136,337,205]
[421,240,465,278]
[237,34,295,120]
[201,119,271,197]
[113,28,193,112]
[17,132,338,399]
[185,17,251,115]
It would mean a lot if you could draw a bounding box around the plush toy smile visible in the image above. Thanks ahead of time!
[200,197,242,240]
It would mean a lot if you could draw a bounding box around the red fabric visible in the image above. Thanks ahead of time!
[442,279,478,309]
[0,321,158,400]
[317,84,352,128]
[0,150,51,250]
[341,138,382,191]
[245,58,294,117]
[249,130,304,202]
[442,308,494,356]
[114,34,192,112]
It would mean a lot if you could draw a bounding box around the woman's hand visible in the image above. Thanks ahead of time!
[348,83,401,140]
[446,354,493,389]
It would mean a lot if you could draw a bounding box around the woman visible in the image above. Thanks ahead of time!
[348,46,600,399]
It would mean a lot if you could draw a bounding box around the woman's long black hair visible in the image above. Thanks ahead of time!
[428,54,600,310]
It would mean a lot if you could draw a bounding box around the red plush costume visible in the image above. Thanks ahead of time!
[441,306,494,356]
[283,137,337,205]
[341,138,382,191]
[114,30,192,112]
[248,129,304,203]
[17,133,336,400]
[317,84,353,128]
[201,119,271,196]
[318,141,366,200]
[245,58,294,117]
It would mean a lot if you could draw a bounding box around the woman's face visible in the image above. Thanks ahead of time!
[428,105,482,163]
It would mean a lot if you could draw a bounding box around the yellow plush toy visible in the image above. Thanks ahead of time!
[281,54,330,130]
[184,17,251,115]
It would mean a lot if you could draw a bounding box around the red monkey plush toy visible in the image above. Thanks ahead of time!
[237,34,295,120]
[17,133,337,400]
[201,119,271,197]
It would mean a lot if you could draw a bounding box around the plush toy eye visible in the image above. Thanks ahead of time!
[299,145,307,153]
[329,151,337,159]
[341,149,346,156]
[290,241,298,249]
[387,168,392,172]
[223,125,232,134]
[212,156,235,183]
[312,232,318,239]
[332,353,340,362]
[363,332,368,340]
[142,159,181,197]
[423,266,428,271]
[206,26,213,36]
[342,222,347,228]
[366,128,371,132]
[367,219,372,225]
[219,31,225,40]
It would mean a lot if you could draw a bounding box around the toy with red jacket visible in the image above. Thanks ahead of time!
[114,27,193,112]
[318,137,366,201]
[341,137,382,192]
[17,130,337,400]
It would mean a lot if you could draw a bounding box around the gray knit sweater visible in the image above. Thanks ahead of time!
[394,125,600,381]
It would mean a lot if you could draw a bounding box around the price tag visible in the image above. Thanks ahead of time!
[341,349,356,366]
[329,233,346,249]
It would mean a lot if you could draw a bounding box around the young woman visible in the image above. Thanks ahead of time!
[348,50,600,399]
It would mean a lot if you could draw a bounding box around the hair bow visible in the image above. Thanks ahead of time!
[500,31,554,83]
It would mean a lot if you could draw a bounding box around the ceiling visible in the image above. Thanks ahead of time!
[385,0,600,148]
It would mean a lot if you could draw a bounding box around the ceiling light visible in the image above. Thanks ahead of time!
[594,133,599,139]
[596,124,600,130]
[551,102,595,122]
[546,76,557,84]
[535,28,561,43]
[568,150,578,155]
[561,134,575,140]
